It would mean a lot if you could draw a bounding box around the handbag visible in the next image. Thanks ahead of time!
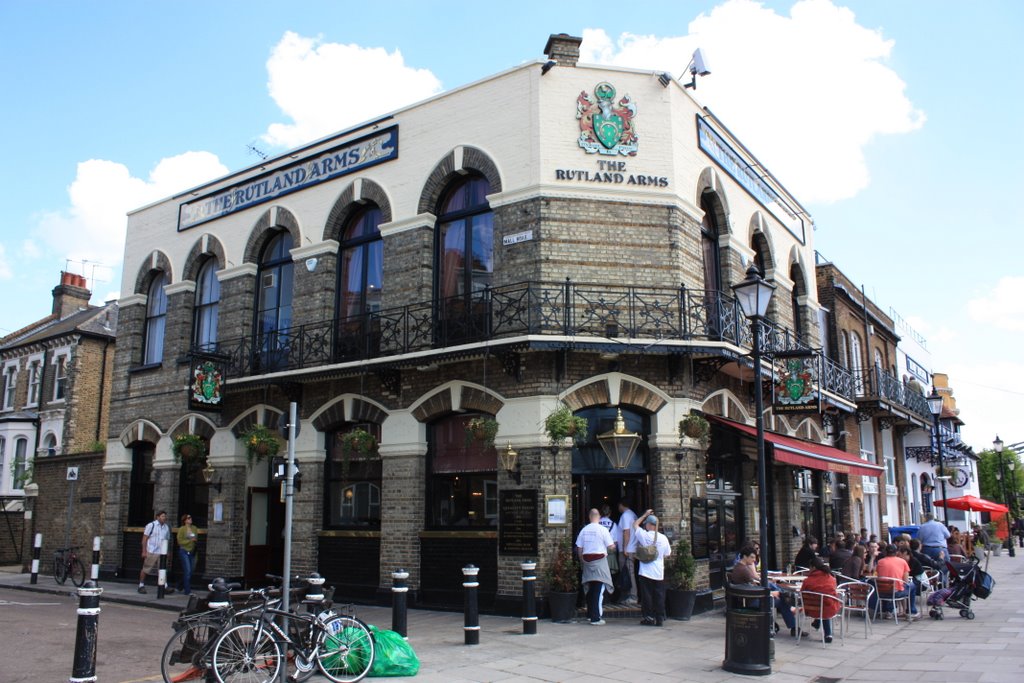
[635,529,659,563]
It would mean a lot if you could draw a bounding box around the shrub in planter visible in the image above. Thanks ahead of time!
[544,405,589,445]
[545,538,580,622]
[666,536,698,620]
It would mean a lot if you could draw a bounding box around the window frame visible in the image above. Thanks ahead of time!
[12,437,29,491]
[143,273,168,366]
[25,353,43,407]
[2,361,18,410]
[51,348,70,401]
[254,232,295,368]
[193,258,221,352]
[425,413,498,529]
[434,175,494,309]
[323,423,383,529]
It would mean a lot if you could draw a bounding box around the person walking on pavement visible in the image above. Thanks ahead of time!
[633,510,671,626]
[576,508,616,625]
[175,513,199,595]
[617,498,639,606]
[139,510,173,594]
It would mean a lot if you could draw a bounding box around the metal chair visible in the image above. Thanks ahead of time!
[873,577,911,624]
[839,580,873,638]
[919,568,941,612]
[795,590,844,647]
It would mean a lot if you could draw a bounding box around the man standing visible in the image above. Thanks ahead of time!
[575,508,616,625]
[917,512,950,573]
[139,510,174,594]
[617,498,639,605]
[633,509,671,626]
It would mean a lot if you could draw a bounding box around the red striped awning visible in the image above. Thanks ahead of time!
[708,415,884,478]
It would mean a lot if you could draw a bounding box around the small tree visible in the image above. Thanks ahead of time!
[667,536,696,590]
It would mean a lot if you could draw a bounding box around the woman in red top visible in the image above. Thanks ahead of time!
[801,557,841,643]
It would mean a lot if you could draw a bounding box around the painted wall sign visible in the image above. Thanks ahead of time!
[502,230,534,246]
[577,82,638,156]
[554,160,668,187]
[696,117,806,244]
[178,126,399,231]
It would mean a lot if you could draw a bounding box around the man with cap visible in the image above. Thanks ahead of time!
[633,509,671,626]
[575,508,616,625]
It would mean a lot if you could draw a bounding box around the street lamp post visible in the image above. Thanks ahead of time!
[732,265,776,609]
[927,389,947,524]
[994,436,1015,557]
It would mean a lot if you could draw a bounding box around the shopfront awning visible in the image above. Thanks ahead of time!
[708,415,884,478]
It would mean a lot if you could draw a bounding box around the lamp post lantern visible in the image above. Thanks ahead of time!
[994,436,1015,557]
[732,264,776,608]
[927,389,947,524]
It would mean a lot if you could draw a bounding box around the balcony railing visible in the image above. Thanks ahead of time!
[209,280,853,399]
[854,365,931,421]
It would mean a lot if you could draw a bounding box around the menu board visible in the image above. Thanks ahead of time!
[499,490,538,555]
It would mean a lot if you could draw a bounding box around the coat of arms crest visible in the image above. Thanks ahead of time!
[576,82,638,156]
[773,356,819,413]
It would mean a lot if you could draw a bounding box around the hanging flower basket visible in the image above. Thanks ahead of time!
[240,424,280,468]
[172,433,207,464]
[679,414,711,444]
[336,428,380,481]
[544,405,589,445]
[464,417,499,448]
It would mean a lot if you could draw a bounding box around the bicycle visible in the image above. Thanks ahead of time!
[210,586,375,683]
[53,546,87,587]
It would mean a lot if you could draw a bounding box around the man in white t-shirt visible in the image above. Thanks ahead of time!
[617,498,639,605]
[576,508,616,624]
[633,510,671,626]
[138,510,174,594]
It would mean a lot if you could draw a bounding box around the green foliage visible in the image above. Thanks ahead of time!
[667,536,696,590]
[464,417,499,448]
[85,440,106,453]
[545,538,580,593]
[679,413,710,444]
[171,433,207,464]
[976,449,1022,518]
[337,428,380,481]
[240,424,280,467]
[543,405,589,445]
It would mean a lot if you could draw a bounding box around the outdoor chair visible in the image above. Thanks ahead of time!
[794,590,844,647]
[839,580,873,638]
[872,577,911,624]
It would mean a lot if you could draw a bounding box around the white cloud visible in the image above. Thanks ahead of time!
[966,276,1024,332]
[580,0,925,203]
[20,240,41,259]
[262,31,443,148]
[32,152,227,268]
[0,244,11,279]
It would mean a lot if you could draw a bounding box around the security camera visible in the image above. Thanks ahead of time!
[691,48,711,77]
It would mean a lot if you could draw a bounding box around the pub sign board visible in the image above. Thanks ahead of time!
[499,489,538,555]
[189,357,226,412]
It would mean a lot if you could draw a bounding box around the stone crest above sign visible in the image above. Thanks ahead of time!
[576,82,638,156]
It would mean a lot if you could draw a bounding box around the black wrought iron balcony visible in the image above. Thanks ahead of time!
[854,365,931,421]
[208,280,852,399]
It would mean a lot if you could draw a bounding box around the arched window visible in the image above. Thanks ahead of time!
[143,273,167,365]
[193,259,220,351]
[325,423,383,528]
[43,433,57,457]
[336,207,383,359]
[850,331,864,397]
[12,437,28,489]
[700,194,722,294]
[790,263,805,342]
[255,232,294,369]
[435,176,492,343]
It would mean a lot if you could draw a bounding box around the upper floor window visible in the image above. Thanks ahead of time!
[143,273,168,365]
[52,354,68,401]
[789,264,805,341]
[2,364,17,410]
[43,433,58,457]
[700,193,723,294]
[436,176,493,305]
[338,207,383,320]
[26,357,42,406]
[0,436,5,484]
[12,437,29,489]
[849,331,864,396]
[256,232,294,342]
[193,259,221,351]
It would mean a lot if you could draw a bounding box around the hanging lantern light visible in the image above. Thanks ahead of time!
[597,408,642,470]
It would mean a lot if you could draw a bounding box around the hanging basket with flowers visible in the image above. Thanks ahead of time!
[679,413,711,445]
[337,427,380,480]
[240,424,281,468]
[464,416,500,448]
[172,433,207,465]
[543,405,589,445]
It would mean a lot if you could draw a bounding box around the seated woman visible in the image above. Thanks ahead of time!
[730,545,807,638]
[801,557,841,643]
[794,536,819,569]
[947,528,966,559]
[841,544,866,580]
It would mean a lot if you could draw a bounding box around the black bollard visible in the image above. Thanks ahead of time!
[69,581,102,683]
[207,578,232,610]
[521,561,538,635]
[462,565,480,645]
[90,537,101,584]
[157,539,167,599]
[305,573,326,614]
[392,568,409,638]
[30,533,41,585]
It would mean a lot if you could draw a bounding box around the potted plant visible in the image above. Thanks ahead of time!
[171,433,207,464]
[545,538,580,622]
[464,416,499,448]
[240,424,280,467]
[337,427,379,479]
[665,536,698,620]
[679,413,711,444]
[544,405,589,445]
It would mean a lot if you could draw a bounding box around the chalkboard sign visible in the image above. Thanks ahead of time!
[499,490,538,555]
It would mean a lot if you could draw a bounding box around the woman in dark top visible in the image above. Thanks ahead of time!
[794,536,819,569]
[841,544,866,579]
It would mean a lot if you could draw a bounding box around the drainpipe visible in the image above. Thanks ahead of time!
[95,340,111,443]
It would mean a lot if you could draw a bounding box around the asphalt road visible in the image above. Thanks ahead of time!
[0,586,172,682]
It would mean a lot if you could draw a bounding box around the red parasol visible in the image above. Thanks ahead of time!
[933,494,1009,514]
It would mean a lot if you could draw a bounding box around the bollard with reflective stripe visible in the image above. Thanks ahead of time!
[69,581,102,683]
[521,560,538,635]
[30,533,42,585]
[392,568,409,638]
[305,573,326,614]
[462,564,480,645]
[90,537,101,584]
[157,539,167,599]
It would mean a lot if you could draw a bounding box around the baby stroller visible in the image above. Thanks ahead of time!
[927,554,995,620]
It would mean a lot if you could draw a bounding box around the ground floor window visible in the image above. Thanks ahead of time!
[325,425,383,528]
[427,414,496,528]
[127,444,154,526]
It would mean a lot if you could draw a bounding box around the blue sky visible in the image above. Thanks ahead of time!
[1,0,1021,449]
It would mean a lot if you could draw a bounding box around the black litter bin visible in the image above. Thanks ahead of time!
[722,583,772,676]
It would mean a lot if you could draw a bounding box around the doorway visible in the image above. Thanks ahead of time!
[573,474,648,533]
[244,484,285,585]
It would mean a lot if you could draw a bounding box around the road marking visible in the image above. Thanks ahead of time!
[0,599,61,606]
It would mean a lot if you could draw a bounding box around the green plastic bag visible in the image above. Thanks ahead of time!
[320,625,374,678]
[368,625,420,677]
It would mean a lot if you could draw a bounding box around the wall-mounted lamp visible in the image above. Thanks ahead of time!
[201,462,222,494]
[541,60,556,75]
[693,480,704,498]
[499,442,522,484]
[305,257,318,273]
[657,72,673,88]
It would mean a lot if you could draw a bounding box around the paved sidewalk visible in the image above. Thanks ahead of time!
[3,553,1022,682]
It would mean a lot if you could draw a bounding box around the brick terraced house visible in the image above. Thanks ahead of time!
[102,34,881,611]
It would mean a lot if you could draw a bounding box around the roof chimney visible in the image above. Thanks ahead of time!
[52,271,92,319]
[544,33,583,67]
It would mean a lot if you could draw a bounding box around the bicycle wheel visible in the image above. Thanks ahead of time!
[161,619,221,683]
[69,557,87,587]
[211,623,281,683]
[53,555,67,585]
[315,615,375,683]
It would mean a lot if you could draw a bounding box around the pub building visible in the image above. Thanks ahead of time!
[101,33,878,611]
